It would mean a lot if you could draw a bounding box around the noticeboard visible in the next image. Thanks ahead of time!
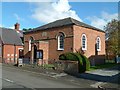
[18,58,23,66]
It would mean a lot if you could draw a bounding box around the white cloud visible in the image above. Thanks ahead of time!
[87,16,107,30]
[101,11,118,20]
[14,13,25,22]
[0,24,13,29]
[0,24,2,27]
[31,0,82,23]
[86,11,118,30]
[14,13,21,22]
[8,26,22,30]
[8,26,14,29]
[0,24,4,27]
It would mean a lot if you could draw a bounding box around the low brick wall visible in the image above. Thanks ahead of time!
[37,59,48,65]
[89,55,105,66]
[2,58,18,64]
[54,60,79,74]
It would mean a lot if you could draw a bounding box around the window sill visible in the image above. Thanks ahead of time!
[57,48,64,51]
[97,49,101,52]
[82,48,87,51]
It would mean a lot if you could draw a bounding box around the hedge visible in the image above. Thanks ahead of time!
[59,52,90,73]
[80,54,90,71]
[74,53,85,72]
[59,52,78,61]
[59,54,66,60]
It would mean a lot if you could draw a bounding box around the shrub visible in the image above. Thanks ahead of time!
[59,54,66,60]
[66,53,78,61]
[59,52,90,73]
[80,54,90,71]
[59,52,78,61]
[73,53,85,73]
[74,53,83,65]
[74,53,85,72]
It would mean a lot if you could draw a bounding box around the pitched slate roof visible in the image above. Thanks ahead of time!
[0,27,23,45]
[24,17,104,34]
[16,30,23,37]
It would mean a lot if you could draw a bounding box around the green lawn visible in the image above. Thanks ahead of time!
[90,62,118,71]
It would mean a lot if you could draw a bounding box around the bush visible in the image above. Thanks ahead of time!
[59,52,78,61]
[59,54,66,60]
[74,53,85,72]
[80,54,90,71]
[59,52,90,73]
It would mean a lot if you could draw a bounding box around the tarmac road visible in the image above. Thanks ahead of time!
[2,64,87,89]
[2,64,119,89]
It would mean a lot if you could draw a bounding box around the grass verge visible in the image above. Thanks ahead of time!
[90,63,118,71]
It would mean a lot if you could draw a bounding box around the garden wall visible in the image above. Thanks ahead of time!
[55,60,79,74]
[89,55,105,66]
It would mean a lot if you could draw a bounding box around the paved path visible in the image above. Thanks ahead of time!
[79,65,120,85]
[87,69,119,76]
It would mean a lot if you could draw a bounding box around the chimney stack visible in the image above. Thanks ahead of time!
[14,23,20,30]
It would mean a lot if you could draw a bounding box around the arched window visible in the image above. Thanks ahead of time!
[58,32,65,50]
[81,34,87,50]
[96,37,101,51]
[29,37,34,51]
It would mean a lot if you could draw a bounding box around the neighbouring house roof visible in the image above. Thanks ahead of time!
[16,30,23,38]
[24,17,105,34]
[0,27,23,45]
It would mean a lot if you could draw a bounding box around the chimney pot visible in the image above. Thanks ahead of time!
[14,23,20,30]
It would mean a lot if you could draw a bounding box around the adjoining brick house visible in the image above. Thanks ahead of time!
[24,17,105,65]
[0,23,23,63]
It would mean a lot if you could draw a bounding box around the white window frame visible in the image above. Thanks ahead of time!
[18,48,23,50]
[29,37,34,51]
[81,34,87,50]
[96,37,101,51]
[57,33,64,50]
[28,39,32,51]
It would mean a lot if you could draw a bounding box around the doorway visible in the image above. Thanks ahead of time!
[19,49,24,58]
[34,45,37,63]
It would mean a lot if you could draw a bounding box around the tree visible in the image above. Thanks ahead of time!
[23,28,32,32]
[104,19,119,58]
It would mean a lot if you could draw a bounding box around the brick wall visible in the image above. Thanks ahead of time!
[55,60,79,74]
[0,39,2,63]
[24,25,74,61]
[3,44,23,64]
[24,25,105,65]
[38,41,49,60]
[73,25,105,65]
